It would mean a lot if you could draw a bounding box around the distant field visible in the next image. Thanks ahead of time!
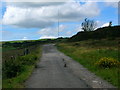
[57,38,120,87]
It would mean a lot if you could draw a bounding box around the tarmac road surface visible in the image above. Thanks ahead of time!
[25,44,115,88]
[25,44,90,88]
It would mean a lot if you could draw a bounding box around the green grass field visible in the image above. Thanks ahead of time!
[57,39,120,87]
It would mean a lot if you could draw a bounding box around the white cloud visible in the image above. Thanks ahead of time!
[0,30,7,33]
[103,0,119,8]
[22,37,28,40]
[2,1,100,28]
[40,36,57,39]
[37,24,66,38]
[75,25,83,32]
[0,20,2,25]
[59,24,67,32]
[4,0,69,2]
[101,22,109,27]
[94,20,103,29]
[3,0,120,2]
[66,31,72,35]
[105,2,118,8]
[2,6,54,28]
[58,2,100,22]
[6,2,66,8]
[1,30,11,36]
[38,27,57,36]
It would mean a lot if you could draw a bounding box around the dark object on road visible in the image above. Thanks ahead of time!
[64,63,67,67]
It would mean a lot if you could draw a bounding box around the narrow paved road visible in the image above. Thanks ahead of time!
[25,44,90,88]
[25,44,115,88]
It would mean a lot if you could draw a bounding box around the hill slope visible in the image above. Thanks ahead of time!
[70,26,120,41]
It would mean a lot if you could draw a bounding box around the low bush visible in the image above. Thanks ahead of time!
[18,54,38,65]
[3,59,24,78]
[3,54,38,79]
[95,57,120,68]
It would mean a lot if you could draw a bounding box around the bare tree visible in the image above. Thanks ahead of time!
[81,18,97,32]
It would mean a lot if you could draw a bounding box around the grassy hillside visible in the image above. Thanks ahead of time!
[70,26,120,41]
[57,38,120,87]
[57,26,120,87]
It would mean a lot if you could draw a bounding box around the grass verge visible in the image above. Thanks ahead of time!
[3,65,34,88]
[56,39,120,87]
[2,45,41,88]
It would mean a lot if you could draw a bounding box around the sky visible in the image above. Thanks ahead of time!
[0,0,119,41]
